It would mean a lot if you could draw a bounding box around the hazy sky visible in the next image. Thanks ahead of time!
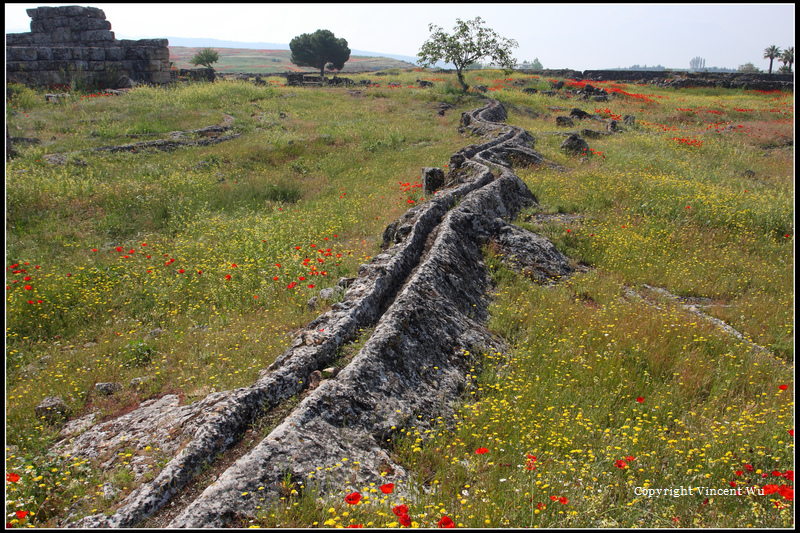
[5,3,796,70]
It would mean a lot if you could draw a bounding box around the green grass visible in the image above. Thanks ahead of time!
[5,69,793,528]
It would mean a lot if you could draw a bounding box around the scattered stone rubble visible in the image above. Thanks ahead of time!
[62,99,573,527]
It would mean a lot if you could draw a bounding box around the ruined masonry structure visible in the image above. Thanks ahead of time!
[6,5,175,87]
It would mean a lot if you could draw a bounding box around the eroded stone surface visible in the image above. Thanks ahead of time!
[66,99,573,528]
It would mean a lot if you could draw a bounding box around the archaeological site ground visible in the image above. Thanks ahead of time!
[5,21,795,527]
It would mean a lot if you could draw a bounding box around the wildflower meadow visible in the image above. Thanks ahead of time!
[5,69,793,528]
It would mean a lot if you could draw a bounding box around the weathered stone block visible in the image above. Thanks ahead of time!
[422,167,446,195]
[86,47,105,61]
[51,27,73,43]
[150,71,170,83]
[103,47,123,61]
[153,47,169,60]
[35,47,53,60]
[34,396,70,424]
[62,5,87,17]
[33,32,52,44]
[50,47,73,60]
[81,30,115,42]
[7,33,34,46]
[10,47,37,61]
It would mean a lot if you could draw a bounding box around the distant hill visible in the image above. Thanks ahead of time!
[169,46,418,74]
[165,37,423,72]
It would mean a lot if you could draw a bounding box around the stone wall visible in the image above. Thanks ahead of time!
[515,69,793,91]
[6,5,175,88]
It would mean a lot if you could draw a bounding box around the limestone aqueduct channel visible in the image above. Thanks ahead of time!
[57,99,573,527]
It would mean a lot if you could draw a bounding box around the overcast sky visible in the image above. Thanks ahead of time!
[5,3,796,70]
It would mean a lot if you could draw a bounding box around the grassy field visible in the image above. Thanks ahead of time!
[169,46,416,74]
[5,69,794,528]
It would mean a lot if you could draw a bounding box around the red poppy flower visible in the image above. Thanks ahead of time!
[198,271,202,275]
[550,495,558,501]
[231,263,237,268]
[225,274,232,280]
[380,483,394,494]
[615,459,628,469]
[762,484,780,495]
[745,464,754,472]
[475,447,489,454]
[790,429,795,437]
[273,276,279,281]
[784,470,794,481]
[437,515,454,528]
[178,269,185,274]
[636,397,644,403]
[345,491,361,505]
[24,285,32,291]
[345,525,363,529]
[116,247,123,252]
[15,511,28,520]
[559,496,568,504]
[735,470,743,476]
[779,384,788,390]
[23,276,31,281]
[778,485,793,501]
[393,504,409,517]
[729,481,737,488]
[6,473,20,483]
[536,502,545,510]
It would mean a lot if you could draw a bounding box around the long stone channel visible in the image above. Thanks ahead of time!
[66,99,573,527]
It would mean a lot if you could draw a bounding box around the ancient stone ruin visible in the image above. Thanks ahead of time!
[5,5,175,88]
[55,99,571,528]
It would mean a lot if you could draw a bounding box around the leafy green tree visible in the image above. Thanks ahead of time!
[189,47,220,69]
[531,57,543,70]
[417,16,518,92]
[763,45,781,74]
[289,29,350,78]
